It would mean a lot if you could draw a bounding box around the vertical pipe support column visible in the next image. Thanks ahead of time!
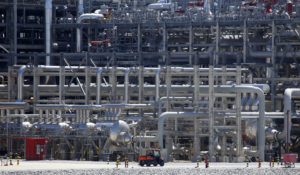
[138,66,144,115]
[194,66,199,111]
[76,110,80,123]
[7,67,13,101]
[193,117,200,161]
[33,55,39,112]
[45,0,52,65]
[111,66,117,103]
[85,53,90,105]
[236,65,242,160]
[58,110,62,123]
[17,65,28,102]
[86,110,90,123]
[59,54,65,104]
[6,109,10,123]
[208,65,215,161]
[271,20,277,111]
[52,109,56,124]
[45,109,49,123]
[124,68,131,104]
[138,23,142,65]
[13,0,17,64]
[166,66,171,111]
[162,23,167,62]
[78,0,84,16]
[243,20,247,63]
[156,66,161,102]
[39,110,43,123]
[189,25,193,65]
[215,20,220,65]
[0,109,4,123]
[96,68,103,104]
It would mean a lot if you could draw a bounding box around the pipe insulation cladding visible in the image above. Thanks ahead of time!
[158,85,266,161]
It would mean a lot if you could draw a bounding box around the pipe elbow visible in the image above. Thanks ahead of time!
[18,65,28,77]
[77,14,104,23]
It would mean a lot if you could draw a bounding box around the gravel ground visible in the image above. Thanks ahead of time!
[0,160,299,175]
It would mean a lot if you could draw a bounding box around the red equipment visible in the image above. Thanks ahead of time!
[266,3,272,13]
[283,153,297,168]
[26,137,49,160]
[196,1,204,7]
[286,1,293,15]
[90,39,111,47]
[269,0,278,5]
[188,2,195,7]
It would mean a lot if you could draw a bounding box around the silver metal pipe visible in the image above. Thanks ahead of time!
[158,85,266,161]
[278,89,300,143]
[125,68,133,103]
[17,65,29,102]
[96,68,103,104]
[133,135,158,142]
[76,14,104,52]
[36,103,154,111]
[45,0,52,66]
[158,97,193,115]
[158,112,208,148]
[0,102,27,109]
[156,67,162,102]
[249,50,300,58]
[78,0,84,16]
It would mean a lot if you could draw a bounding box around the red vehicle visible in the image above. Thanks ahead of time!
[138,149,164,167]
[283,153,297,168]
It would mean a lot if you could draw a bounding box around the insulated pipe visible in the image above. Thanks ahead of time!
[158,112,208,148]
[249,50,300,58]
[35,103,154,111]
[278,89,300,144]
[17,65,29,102]
[45,0,52,66]
[125,68,133,103]
[0,102,27,109]
[23,66,245,74]
[76,14,104,52]
[133,135,158,142]
[78,0,84,16]
[156,67,162,102]
[96,68,103,104]
[158,97,193,115]
[158,85,266,161]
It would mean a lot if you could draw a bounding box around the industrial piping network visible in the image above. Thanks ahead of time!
[6,64,299,162]
[16,65,247,102]
[158,85,266,161]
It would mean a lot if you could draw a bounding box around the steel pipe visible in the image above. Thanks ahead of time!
[78,0,84,16]
[36,103,154,111]
[0,102,27,109]
[76,13,104,52]
[45,0,52,66]
[17,65,29,102]
[125,68,134,103]
[158,85,266,161]
[96,68,103,104]
[278,89,300,143]
[156,67,162,102]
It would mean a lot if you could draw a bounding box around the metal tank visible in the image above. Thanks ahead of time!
[95,120,131,146]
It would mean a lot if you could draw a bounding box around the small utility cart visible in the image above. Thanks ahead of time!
[138,149,164,167]
[283,153,297,168]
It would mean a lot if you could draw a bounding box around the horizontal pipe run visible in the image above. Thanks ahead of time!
[35,103,154,111]
[0,102,27,109]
